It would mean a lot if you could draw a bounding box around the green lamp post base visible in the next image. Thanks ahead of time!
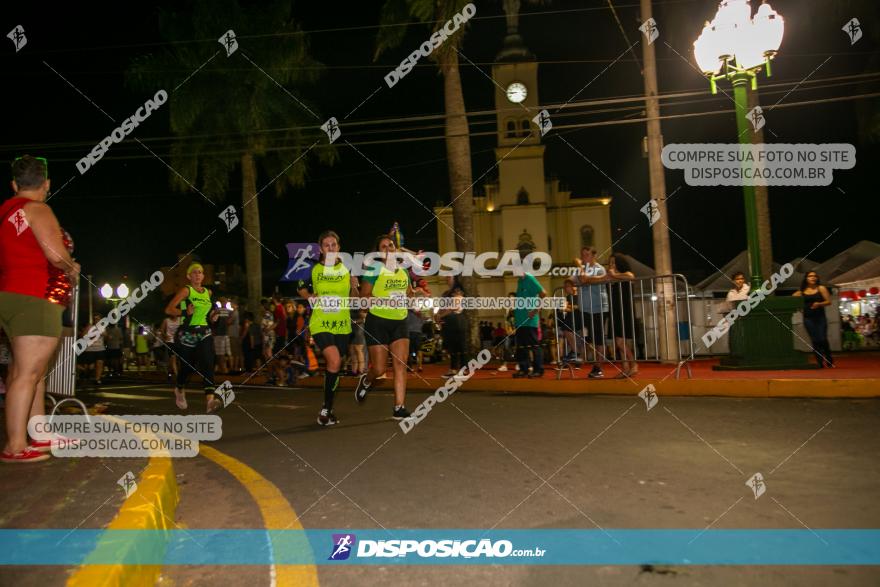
[713,296,818,371]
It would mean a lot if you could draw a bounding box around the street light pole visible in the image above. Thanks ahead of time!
[87,274,93,325]
[693,0,811,370]
[731,72,764,291]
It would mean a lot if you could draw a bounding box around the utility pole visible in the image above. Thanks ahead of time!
[87,274,93,325]
[640,0,677,362]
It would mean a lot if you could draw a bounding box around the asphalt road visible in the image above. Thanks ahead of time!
[12,381,880,586]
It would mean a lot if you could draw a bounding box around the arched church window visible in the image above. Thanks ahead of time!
[516,187,529,205]
[520,118,530,137]
[505,119,516,138]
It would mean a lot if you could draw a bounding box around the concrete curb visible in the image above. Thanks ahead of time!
[66,455,178,586]
[129,370,880,399]
[292,374,880,399]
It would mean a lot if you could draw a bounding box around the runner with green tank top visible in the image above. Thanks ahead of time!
[164,263,220,412]
[298,230,359,427]
[354,234,413,421]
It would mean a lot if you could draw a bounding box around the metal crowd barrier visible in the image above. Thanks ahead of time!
[552,274,694,380]
[46,283,80,398]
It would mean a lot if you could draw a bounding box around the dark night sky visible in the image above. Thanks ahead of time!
[2,0,879,296]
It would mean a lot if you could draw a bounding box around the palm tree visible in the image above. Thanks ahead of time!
[375,0,479,350]
[129,0,335,312]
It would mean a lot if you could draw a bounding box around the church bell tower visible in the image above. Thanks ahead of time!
[492,0,549,254]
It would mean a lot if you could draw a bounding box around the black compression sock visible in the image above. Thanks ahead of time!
[324,371,340,410]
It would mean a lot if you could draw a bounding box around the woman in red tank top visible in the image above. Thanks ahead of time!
[0,156,80,463]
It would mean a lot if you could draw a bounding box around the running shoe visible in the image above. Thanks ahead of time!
[1,447,50,463]
[317,409,339,427]
[527,371,544,378]
[442,370,456,377]
[497,364,508,372]
[512,371,528,378]
[174,389,188,410]
[392,406,411,420]
[207,397,223,413]
[588,366,604,379]
[354,373,372,403]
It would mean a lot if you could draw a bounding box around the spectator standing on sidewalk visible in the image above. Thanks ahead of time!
[241,311,261,372]
[272,294,288,355]
[78,316,106,384]
[213,296,231,374]
[260,299,276,364]
[227,299,243,374]
[607,253,638,377]
[513,269,546,378]
[479,321,493,351]
[724,271,751,356]
[793,271,834,368]
[437,277,466,377]
[104,322,124,378]
[726,271,750,303]
[556,279,579,365]
[575,247,608,379]
[0,155,80,462]
[134,325,150,372]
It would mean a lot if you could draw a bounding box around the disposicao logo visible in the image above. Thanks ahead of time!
[328,533,356,560]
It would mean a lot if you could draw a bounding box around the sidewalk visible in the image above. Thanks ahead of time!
[132,352,880,398]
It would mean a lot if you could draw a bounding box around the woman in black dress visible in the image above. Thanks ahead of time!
[793,270,834,368]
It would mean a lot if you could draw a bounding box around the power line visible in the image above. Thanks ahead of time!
[10,0,703,57]
[27,91,880,164]
[3,70,876,153]
[606,0,643,71]
[13,51,874,75]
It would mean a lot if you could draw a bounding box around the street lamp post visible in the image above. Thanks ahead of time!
[100,283,130,324]
[87,274,94,325]
[693,0,783,290]
[101,281,130,343]
[693,0,811,370]
[100,282,130,306]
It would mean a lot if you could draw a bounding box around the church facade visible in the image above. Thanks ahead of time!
[432,3,612,308]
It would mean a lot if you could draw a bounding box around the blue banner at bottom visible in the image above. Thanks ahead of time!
[1,529,878,565]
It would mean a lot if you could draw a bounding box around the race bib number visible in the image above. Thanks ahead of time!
[390,291,406,308]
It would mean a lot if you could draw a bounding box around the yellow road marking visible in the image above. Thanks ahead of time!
[92,392,168,400]
[199,445,319,586]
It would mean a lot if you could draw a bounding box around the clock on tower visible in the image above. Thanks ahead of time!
[505,82,527,103]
